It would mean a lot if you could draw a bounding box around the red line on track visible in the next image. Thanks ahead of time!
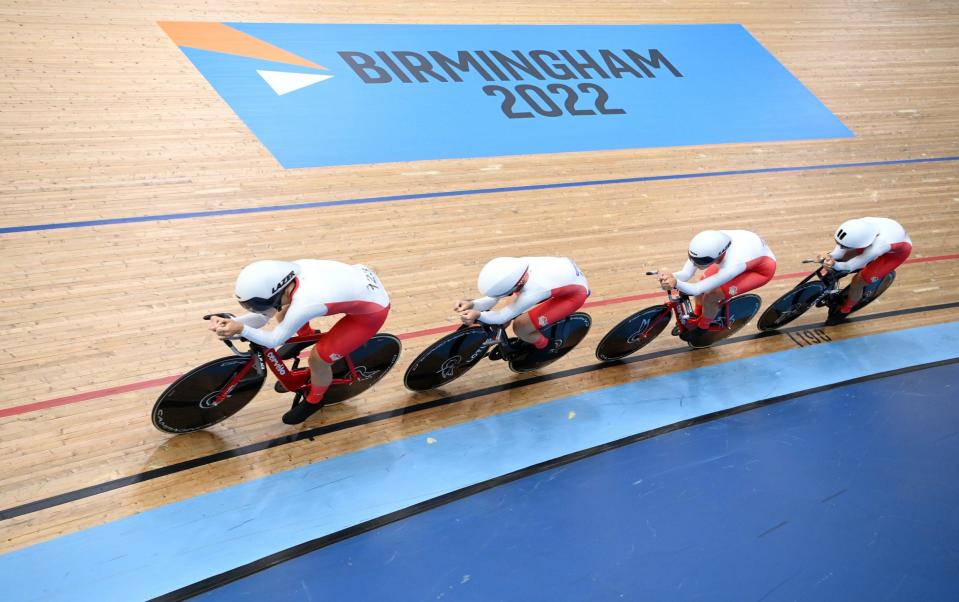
[3,253,958,419]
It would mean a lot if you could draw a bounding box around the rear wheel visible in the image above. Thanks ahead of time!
[847,271,896,315]
[595,305,671,362]
[322,334,402,405]
[152,355,265,434]
[757,282,826,331]
[686,294,762,349]
[403,327,492,391]
[509,313,591,373]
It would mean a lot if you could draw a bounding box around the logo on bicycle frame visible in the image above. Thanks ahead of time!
[265,350,287,375]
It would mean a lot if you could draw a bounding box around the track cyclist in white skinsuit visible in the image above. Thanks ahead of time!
[658,230,776,340]
[208,260,390,425]
[818,217,912,324]
[457,257,589,354]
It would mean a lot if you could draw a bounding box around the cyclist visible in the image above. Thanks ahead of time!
[818,217,912,323]
[658,230,776,340]
[456,256,589,355]
[208,259,390,425]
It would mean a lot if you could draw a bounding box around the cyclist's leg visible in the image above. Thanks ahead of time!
[693,264,721,317]
[515,285,589,349]
[839,243,911,313]
[695,257,776,327]
[310,305,390,402]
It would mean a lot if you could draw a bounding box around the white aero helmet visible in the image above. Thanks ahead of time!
[477,257,530,298]
[688,230,732,268]
[834,218,879,249]
[235,260,299,312]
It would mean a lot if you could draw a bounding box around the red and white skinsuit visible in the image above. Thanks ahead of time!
[829,217,912,312]
[236,260,390,392]
[473,256,589,349]
[673,230,777,327]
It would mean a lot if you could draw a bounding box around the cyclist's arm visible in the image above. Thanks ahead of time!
[676,261,745,296]
[672,259,697,282]
[472,296,498,312]
[828,244,852,261]
[239,303,327,348]
[479,288,550,325]
[833,241,889,272]
[234,311,274,329]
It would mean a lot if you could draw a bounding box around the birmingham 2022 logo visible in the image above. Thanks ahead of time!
[338,48,683,119]
[159,22,684,120]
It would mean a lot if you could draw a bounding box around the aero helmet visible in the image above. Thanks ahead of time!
[688,231,732,268]
[477,257,529,298]
[235,260,298,312]
[834,218,879,249]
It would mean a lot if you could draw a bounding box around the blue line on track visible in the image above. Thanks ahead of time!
[3,155,958,234]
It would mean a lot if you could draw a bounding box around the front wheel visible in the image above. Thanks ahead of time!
[403,327,493,391]
[595,305,671,362]
[757,282,827,331]
[152,355,265,434]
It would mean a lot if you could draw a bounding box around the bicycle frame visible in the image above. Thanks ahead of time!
[209,329,363,407]
[475,322,516,358]
[644,270,726,334]
[794,260,855,306]
[661,289,736,333]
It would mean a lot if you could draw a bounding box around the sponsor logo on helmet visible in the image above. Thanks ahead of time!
[538,315,548,327]
[272,270,296,294]
[728,285,738,295]
[870,276,879,283]
[330,353,343,361]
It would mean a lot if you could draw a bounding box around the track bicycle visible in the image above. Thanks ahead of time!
[151,313,401,433]
[757,260,896,331]
[595,272,762,361]
[403,312,591,391]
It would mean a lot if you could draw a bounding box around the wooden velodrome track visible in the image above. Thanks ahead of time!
[1,0,958,556]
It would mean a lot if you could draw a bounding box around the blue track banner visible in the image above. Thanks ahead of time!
[160,23,853,168]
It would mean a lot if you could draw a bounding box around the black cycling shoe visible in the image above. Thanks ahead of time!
[678,326,703,342]
[274,381,288,393]
[671,325,681,337]
[824,307,849,326]
[282,399,325,425]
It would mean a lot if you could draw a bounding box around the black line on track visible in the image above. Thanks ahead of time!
[2,299,958,522]
[152,356,959,601]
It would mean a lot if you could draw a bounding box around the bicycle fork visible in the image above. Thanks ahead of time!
[211,353,260,406]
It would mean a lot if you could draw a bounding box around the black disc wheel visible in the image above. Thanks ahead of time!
[322,334,402,405]
[509,313,592,373]
[757,282,826,331]
[152,355,265,434]
[845,271,896,316]
[595,305,672,362]
[403,327,492,391]
[685,294,763,349]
